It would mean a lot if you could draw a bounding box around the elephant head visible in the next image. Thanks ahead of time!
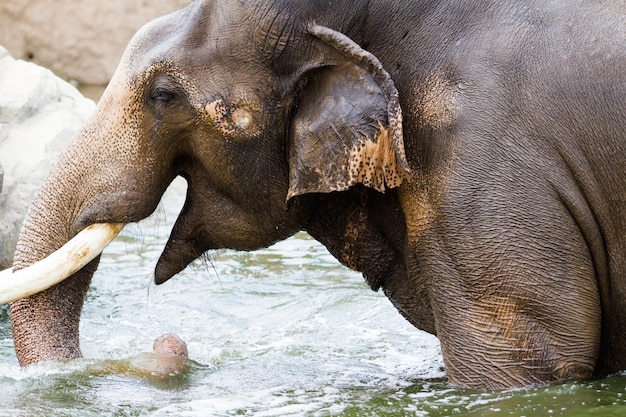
[7,0,410,365]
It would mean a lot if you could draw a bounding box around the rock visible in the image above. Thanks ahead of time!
[0,45,95,268]
[126,333,191,377]
[85,334,192,379]
[153,333,189,358]
[0,0,189,86]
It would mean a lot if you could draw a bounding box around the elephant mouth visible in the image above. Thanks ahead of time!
[153,183,211,286]
[0,223,125,304]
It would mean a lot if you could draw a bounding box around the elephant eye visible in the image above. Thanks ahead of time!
[151,87,175,104]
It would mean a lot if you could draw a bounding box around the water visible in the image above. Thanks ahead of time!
[0,177,625,416]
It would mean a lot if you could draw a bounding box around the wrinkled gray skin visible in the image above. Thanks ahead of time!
[10,0,626,389]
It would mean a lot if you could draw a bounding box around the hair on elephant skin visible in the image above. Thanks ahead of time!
[9,0,626,389]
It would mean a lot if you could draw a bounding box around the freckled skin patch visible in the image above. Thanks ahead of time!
[204,100,224,123]
[232,108,253,130]
[204,98,256,135]
[348,125,409,193]
[411,71,459,131]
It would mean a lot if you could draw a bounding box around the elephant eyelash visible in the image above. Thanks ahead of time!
[151,87,176,103]
[148,75,188,105]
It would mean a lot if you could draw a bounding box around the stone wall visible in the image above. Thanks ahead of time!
[0,0,189,86]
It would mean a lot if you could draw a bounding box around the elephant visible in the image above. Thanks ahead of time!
[4,0,626,389]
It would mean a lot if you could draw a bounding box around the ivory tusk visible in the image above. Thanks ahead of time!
[0,223,125,304]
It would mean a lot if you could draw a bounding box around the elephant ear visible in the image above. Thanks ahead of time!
[286,25,411,200]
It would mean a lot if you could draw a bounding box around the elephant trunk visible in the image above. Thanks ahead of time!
[6,45,179,364]
[9,148,102,365]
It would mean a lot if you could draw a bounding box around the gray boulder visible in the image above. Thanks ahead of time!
[0,46,95,268]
